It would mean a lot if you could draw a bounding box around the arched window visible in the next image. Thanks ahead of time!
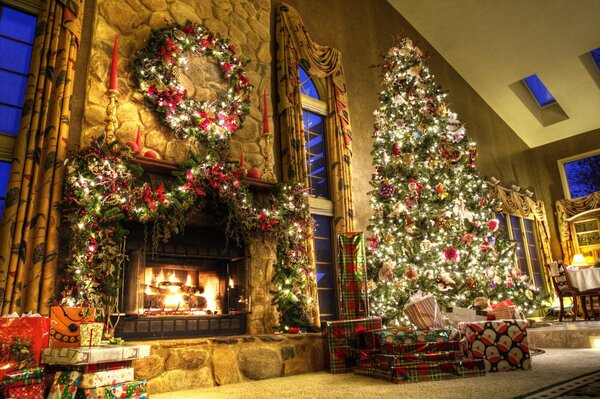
[299,66,338,322]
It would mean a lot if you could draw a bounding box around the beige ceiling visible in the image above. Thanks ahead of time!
[387,0,600,148]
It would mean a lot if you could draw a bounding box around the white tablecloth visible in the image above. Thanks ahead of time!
[568,268,600,291]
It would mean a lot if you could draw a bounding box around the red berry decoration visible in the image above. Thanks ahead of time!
[246,167,261,180]
[379,180,396,199]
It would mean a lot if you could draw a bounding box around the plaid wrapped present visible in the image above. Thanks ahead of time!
[79,368,135,389]
[337,233,369,320]
[366,328,452,347]
[74,379,147,399]
[0,367,44,388]
[323,317,382,373]
[459,320,531,372]
[373,351,460,368]
[459,359,487,378]
[380,340,461,355]
[5,383,44,398]
[355,360,486,384]
[47,370,82,399]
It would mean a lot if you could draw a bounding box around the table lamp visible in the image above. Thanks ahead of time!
[571,253,588,266]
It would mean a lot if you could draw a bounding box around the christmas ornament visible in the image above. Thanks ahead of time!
[461,233,475,245]
[144,150,158,159]
[246,167,262,180]
[473,297,490,308]
[384,234,395,245]
[406,268,418,280]
[405,222,417,235]
[405,178,423,207]
[435,183,448,199]
[443,247,459,262]
[511,267,522,279]
[378,261,396,282]
[401,153,415,167]
[487,218,500,232]
[388,201,407,218]
[439,139,462,162]
[438,272,456,291]
[392,142,402,156]
[464,277,477,289]
[419,239,432,252]
[485,268,496,280]
[426,157,439,170]
[379,180,396,199]
[525,289,533,300]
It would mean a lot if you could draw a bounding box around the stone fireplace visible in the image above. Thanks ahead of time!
[115,222,249,340]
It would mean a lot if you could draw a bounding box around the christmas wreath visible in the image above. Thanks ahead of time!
[136,22,252,143]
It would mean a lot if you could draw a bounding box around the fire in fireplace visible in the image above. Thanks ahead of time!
[115,224,249,339]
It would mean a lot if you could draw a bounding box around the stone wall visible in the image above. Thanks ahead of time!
[131,333,323,394]
[84,0,271,171]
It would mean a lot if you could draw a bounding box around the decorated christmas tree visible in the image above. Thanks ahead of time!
[367,38,539,325]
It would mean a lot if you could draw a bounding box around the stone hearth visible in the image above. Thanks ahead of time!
[131,333,324,394]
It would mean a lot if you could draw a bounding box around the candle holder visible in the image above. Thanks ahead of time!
[262,133,276,183]
[104,89,120,142]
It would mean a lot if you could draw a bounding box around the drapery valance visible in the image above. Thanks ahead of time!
[556,191,600,264]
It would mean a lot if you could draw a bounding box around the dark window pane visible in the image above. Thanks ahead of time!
[523,74,555,107]
[0,39,33,74]
[0,104,21,135]
[0,199,4,216]
[510,215,528,274]
[303,110,329,198]
[315,238,332,263]
[0,161,9,198]
[0,7,37,42]
[316,263,334,288]
[313,214,331,238]
[564,154,600,199]
[317,289,336,316]
[298,66,319,99]
[0,70,28,106]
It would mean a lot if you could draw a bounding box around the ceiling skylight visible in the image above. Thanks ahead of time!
[591,48,600,71]
[523,74,556,107]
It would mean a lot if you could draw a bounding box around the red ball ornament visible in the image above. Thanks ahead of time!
[144,150,158,159]
[246,167,261,180]
[392,142,401,156]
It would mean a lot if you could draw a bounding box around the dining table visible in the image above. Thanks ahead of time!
[567,267,600,292]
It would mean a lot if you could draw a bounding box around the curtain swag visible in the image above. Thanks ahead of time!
[556,192,600,265]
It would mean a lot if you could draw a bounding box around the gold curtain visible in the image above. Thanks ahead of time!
[556,192,600,265]
[0,0,84,315]
[276,3,355,234]
[491,184,553,293]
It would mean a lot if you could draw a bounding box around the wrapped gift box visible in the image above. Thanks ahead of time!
[79,368,135,389]
[50,307,95,348]
[5,382,44,399]
[79,323,104,348]
[355,359,485,384]
[459,320,531,372]
[0,367,44,391]
[74,379,147,399]
[47,370,82,399]
[0,315,50,368]
[322,317,382,373]
[337,233,369,320]
[373,351,460,368]
[380,340,461,355]
[365,328,452,347]
[42,345,149,366]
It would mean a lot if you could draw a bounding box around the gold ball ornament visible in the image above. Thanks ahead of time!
[406,268,418,280]
[464,277,477,289]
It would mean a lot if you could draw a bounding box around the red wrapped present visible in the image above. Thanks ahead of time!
[366,328,452,347]
[337,233,369,320]
[373,351,460,368]
[0,367,44,397]
[459,320,531,372]
[355,359,486,384]
[488,299,518,320]
[0,315,49,371]
[5,382,44,398]
[323,317,382,373]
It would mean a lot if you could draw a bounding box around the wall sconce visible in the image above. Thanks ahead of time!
[590,336,600,349]
[571,253,588,266]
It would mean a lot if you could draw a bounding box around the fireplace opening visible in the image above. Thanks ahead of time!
[114,223,249,340]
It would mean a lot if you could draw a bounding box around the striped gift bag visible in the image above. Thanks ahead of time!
[403,291,445,330]
[337,232,369,320]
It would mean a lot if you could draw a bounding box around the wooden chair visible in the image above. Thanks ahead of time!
[546,260,592,321]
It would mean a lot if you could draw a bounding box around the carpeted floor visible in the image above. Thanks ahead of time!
[152,348,600,399]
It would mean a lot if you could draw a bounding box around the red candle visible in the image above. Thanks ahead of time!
[239,150,244,167]
[109,35,118,90]
[136,126,142,149]
[262,88,269,135]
